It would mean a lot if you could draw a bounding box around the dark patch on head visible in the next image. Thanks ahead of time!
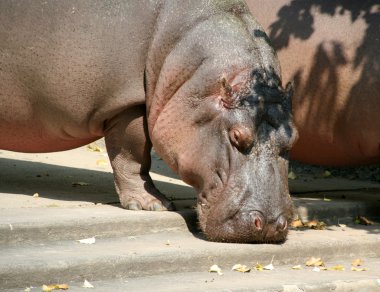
[238,68,287,110]
[231,67,296,150]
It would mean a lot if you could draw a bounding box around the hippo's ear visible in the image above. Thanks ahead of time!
[285,81,294,98]
[220,76,238,108]
[284,81,294,109]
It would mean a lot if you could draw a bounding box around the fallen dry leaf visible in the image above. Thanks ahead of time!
[263,263,274,270]
[42,285,51,292]
[356,216,373,225]
[83,279,94,288]
[304,220,326,230]
[77,237,96,244]
[351,267,368,272]
[291,265,302,270]
[288,171,297,180]
[305,257,324,267]
[330,265,345,271]
[87,143,103,152]
[322,170,332,178]
[232,264,250,273]
[291,219,303,228]
[42,284,69,291]
[352,258,362,267]
[209,264,223,275]
[254,263,264,271]
[96,159,108,166]
[72,182,90,187]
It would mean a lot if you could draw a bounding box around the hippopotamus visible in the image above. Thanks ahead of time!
[0,0,297,243]
[247,0,380,165]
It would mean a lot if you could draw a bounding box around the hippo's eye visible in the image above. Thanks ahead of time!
[229,125,254,153]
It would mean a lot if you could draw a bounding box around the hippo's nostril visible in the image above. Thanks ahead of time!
[276,215,288,231]
[252,213,264,231]
[254,217,262,230]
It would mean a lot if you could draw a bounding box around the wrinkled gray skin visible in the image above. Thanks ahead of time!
[0,0,297,243]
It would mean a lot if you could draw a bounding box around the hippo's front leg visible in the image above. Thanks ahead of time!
[104,105,174,211]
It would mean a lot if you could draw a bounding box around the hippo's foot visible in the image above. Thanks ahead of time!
[104,106,175,211]
[119,178,175,211]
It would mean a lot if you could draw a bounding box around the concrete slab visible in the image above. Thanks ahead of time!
[1,226,380,289]
[2,195,380,246]
[1,142,380,290]
[0,206,197,245]
[11,262,380,292]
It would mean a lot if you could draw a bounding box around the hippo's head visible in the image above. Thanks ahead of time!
[149,68,298,243]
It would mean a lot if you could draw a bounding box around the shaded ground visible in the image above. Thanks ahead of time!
[290,160,380,183]
[1,138,379,227]
[1,139,380,290]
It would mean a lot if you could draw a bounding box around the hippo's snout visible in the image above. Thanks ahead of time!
[250,211,289,241]
[201,203,292,243]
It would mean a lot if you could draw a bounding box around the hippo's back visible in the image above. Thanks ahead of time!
[0,0,159,152]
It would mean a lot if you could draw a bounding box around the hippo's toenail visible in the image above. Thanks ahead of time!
[127,202,142,210]
[150,202,164,211]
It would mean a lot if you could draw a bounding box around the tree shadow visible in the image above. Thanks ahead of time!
[294,41,347,132]
[269,0,380,100]
[0,157,117,204]
[268,0,379,52]
[257,0,380,163]
[0,157,200,235]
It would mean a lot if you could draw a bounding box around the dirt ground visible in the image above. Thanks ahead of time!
[290,160,380,183]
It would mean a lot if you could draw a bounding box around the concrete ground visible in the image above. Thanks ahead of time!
[1,140,380,291]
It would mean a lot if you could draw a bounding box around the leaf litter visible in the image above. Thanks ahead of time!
[291,219,326,230]
[83,279,94,288]
[210,256,370,277]
[322,170,332,178]
[351,258,368,271]
[209,264,223,275]
[304,220,326,230]
[232,264,251,273]
[351,258,362,267]
[355,216,373,225]
[288,171,297,180]
[304,256,370,273]
[42,284,69,291]
[254,263,264,271]
[255,256,275,271]
[77,237,96,244]
[305,257,324,267]
[72,182,90,187]
[96,159,108,166]
[290,219,303,228]
[351,267,368,272]
[263,263,274,270]
[86,143,104,152]
[330,265,345,271]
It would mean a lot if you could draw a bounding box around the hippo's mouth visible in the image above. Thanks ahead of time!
[198,198,291,243]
